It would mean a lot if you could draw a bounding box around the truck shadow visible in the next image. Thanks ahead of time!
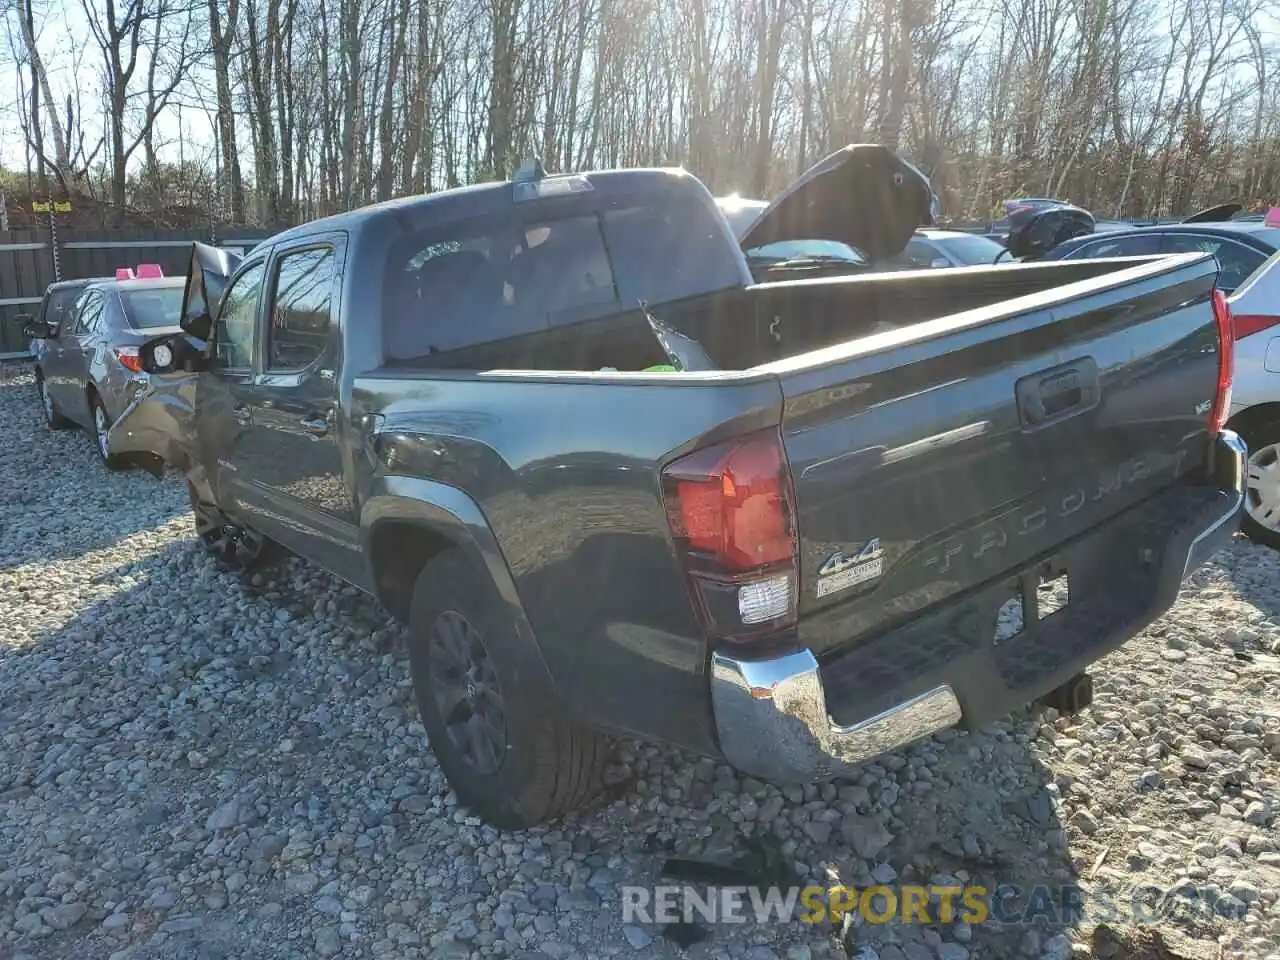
[0,372,189,569]
[1,538,1110,960]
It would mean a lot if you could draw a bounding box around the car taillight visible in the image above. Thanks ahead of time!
[1210,289,1233,434]
[114,345,143,374]
[1231,313,1280,341]
[661,428,798,645]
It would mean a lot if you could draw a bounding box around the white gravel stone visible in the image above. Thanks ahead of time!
[1,367,1278,960]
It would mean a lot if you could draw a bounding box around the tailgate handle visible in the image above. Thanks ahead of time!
[1016,357,1100,429]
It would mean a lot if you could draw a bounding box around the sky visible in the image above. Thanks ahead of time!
[0,0,214,173]
[4,0,1280,184]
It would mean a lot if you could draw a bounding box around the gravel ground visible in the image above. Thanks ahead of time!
[1,365,1278,960]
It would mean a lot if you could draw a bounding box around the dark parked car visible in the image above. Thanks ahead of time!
[110,145,1243,829]
[25,268,184,466]
[1040,221,1280,294]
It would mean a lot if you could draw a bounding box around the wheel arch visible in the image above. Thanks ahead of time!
[361,477,529,628]
[1226,402,1280,442]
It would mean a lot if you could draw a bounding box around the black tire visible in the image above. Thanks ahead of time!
[35,370,72,430]
[88,391,128,470]
[1240,419,1280,551]
[188,481,283,571]
[408,549,610,829]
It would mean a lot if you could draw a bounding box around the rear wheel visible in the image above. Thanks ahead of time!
[88,391,126,470]
[1241,420,1280,550]
[188,481,281,571]
[407,549,610,829]
[35,371,71,430]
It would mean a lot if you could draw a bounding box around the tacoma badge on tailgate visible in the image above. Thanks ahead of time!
[816,538,884,598]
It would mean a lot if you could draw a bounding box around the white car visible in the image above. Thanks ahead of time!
[1223,250,1280,547]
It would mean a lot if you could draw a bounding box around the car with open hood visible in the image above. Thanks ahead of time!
[107,144,1243,830]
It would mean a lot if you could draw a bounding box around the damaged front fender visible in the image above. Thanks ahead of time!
[107,372,198,473]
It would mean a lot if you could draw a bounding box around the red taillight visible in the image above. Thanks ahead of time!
[661,428,798,644]
[1231,313,1280,341]
[1210,289,1233,434]
[114,345,143,374]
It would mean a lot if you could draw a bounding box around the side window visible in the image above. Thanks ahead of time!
[73,292,104,334]
[268,247,335,371]
[215,262,266,370]
[44,289,82,333]
[1068,234,1161,259]
[1162,234,1266,292]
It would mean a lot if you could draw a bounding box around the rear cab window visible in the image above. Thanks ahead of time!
[381,183,743,366]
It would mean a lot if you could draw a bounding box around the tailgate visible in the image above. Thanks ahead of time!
[765,253,1223,659]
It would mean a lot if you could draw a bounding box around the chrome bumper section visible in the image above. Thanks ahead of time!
[710,648,962,782]
[709,429,1245,784]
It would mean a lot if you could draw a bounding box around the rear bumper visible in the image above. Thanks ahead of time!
[710,429,1245,783]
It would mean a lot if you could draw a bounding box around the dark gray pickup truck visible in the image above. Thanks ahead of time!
[107,145,1246,829]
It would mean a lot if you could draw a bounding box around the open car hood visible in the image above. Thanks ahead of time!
[737,144,938,262]
[1005,202,1096,260]
[181,242,243,342]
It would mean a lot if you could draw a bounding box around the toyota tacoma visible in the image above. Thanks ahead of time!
[109,145,1245,829]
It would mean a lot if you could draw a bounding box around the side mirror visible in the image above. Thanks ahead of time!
[140,332,206,374]
[21,316,56,340]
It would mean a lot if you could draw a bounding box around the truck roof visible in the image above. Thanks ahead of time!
[267,168,700,246]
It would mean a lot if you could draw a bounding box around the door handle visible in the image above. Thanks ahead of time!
[300,413,331,437]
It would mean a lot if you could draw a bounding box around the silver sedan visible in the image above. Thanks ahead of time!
[27,274,185,467]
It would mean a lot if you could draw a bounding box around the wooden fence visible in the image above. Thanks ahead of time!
[0,227,276,359]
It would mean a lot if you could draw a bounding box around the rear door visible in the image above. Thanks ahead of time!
[53,290,107,425]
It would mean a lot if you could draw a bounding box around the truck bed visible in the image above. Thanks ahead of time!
[380,255,1172,374]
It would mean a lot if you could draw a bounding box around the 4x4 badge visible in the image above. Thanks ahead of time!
[816,538,884,598]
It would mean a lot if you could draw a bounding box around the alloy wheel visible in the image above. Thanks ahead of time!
[93,403,111,459]
[427,610,508,775]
